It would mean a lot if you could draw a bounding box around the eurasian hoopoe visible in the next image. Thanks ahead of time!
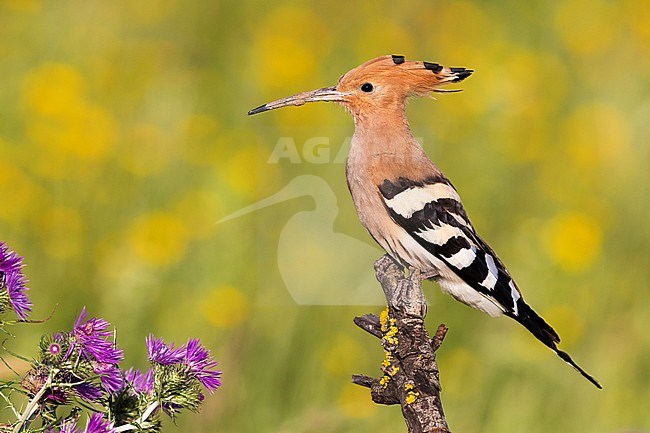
[249,54,601,388]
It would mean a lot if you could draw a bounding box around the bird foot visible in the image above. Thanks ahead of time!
[408,267,438,281]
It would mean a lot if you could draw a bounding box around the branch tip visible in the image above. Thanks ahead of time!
[351,374,375,388]
[353,314,382,338]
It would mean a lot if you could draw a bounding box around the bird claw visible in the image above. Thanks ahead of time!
[408,267,438,281]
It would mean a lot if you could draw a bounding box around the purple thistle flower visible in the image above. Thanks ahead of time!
[124,367,154,394]
[72,381,103,402]
[146,336,222,393]
[57,414,115,433]
[49,342,62,356]
[0,242,32,320]
[40,332,72,369]
[44,387,69,404]
[93,362,124,394]
[184,339,222,392]
[146,334,184,365]
[84,413,115,433]
[73,308,123,365]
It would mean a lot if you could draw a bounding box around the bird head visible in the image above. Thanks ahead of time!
[248,55,472,119]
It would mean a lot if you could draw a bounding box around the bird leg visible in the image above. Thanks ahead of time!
[408,266,439,281]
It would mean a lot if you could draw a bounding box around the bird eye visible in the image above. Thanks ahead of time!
[360,83,374,93]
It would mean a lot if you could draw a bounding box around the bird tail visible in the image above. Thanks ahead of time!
[508,301,602,389]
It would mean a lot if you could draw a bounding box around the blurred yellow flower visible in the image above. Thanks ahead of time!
[560,103,630,169]
[200,285,249,329]
[24,63,86,118]
[626,0,650,41]
[255,35,315,90]
[554,0,618,55]
[128,212,189,267]
[250,7,330,92]
[337,383,377,418]
[24,63,117,175]
[27,103,116,172]
[69,105,115,160]
[541,211,603,272]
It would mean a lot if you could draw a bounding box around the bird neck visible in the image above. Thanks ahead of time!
[351,104,409,130]
[346,108,440,185]
[349,110,429,163]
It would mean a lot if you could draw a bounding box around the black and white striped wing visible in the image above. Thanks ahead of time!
[378,176,604,388]
[379,176,536,321]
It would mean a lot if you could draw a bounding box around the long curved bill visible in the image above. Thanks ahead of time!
[248,86,347,115]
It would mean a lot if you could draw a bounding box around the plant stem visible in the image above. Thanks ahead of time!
[0,390,20,418]
[113,401,160,432]
[13,371,54,433]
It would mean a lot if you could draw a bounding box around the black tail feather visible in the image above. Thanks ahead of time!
[510,301,561,348]
[508,301,602,389]
[555,348,602,389]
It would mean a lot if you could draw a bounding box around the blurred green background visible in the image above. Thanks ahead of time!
[1,0,649,432]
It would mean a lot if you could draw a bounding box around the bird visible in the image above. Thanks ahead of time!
[219,175,384,305]
[248,54,601,388]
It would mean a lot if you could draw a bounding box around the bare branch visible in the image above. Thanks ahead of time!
[352,315,382,339]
